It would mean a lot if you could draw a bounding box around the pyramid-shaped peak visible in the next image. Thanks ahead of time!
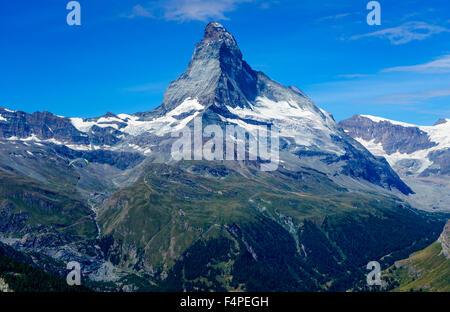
[204,21,236,44]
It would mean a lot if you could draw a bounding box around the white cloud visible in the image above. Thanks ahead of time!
[383,55,450,74]
[127,4,154,18]
[350,21,449,45]
[128,0,254,22]
[374,89,450,104]
[166,0,245,21]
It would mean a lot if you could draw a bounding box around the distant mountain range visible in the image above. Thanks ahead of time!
[340,115,450,212]
[0,22,448,292]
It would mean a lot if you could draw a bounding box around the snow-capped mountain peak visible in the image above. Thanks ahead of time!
[340,114,450,210]
[142,22,340,154]
[0,22,414,196]
[352,115,450,155]
[203,21,239,48]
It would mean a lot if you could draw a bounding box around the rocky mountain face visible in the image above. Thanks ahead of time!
[159,21,257,113]
[438,220,450,259]
[0,22,447,291]
[339,115,438,155]
[339,115,450,211]
[0,108,89,144]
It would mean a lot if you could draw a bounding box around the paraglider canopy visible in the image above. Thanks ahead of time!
[68,158,89,168]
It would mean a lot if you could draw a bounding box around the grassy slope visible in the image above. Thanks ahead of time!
[0,154,447,291]
[0,169,97,240]
[97,161,446,291]
[384,241,450,292]
[98,162,362,266]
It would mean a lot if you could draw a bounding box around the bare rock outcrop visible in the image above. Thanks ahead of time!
[438,220,450,259]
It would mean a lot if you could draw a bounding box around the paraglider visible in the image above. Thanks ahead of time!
[69,158,89,168]
[68,158,89,181]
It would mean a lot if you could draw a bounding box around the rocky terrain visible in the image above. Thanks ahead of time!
[340,115,450,211]
[438,220,450,259]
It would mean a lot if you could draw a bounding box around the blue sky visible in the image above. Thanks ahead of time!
[1,0,449,125]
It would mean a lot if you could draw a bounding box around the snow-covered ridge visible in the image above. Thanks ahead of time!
[228,97,325,125]
[354,137,433,174]
[352,115,449,175]
[226,96,344,155]
[360,115,450,151]
[6,134,93,151]
[121,98,204,136]
[360,115,418,128]
[70,98,205,137]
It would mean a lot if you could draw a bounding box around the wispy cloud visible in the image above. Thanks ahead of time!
[373,88,450,104]
[317,12,353,23]
[259,1,276,9]
[126,0,255,22]
[338,74,370,79]
[418,109,450,117]
[126,4,154,18]
[124,81,168,93]
[164,0,253,21]
[351,21,449,45]
[383,55,450,74]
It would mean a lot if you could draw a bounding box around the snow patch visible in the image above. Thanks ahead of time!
[167,98,204,117]
[355,137,434,174]
[70,118,97,132]
[121,98,203,136]
[97,116,125,124]
[361,115,450,151]
[70,117,122,132]
[226,97,343,155]
[6,134,93,151]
